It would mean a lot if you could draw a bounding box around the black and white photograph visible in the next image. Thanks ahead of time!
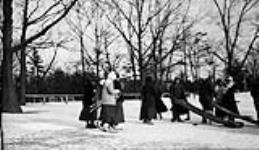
[1,0,259,149]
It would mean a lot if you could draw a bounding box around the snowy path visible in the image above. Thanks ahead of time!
[2,93,259,149]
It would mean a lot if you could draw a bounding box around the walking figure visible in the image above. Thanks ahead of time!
[214,79,227,119]
[140,76,157,125]
[155,82,167,119]
[198,77,214,124]
[114,73,125,129]
[250,77,259,121]
[99,71,120,132]
[79,79,97,128]
[221,76,240,121]
[169,78,189,122]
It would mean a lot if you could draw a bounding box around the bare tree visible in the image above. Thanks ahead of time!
[105,0,192,82]
[2,0,78,112]
[211,0,259,76]
[66,0,91,86]
[17,0,71,105]
[67,1,119,79]
[147,0,198,82]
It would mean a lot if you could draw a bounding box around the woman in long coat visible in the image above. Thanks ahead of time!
[170,78,189,122]
[214,79,227,118]
[198,78,214,123]
[221,76,239,121]
[155,82,168,119]
[114,74,125,126]
[251,77,259,121]
[140,76,157,125]
[99,71,120,132]
[79,79,96,128]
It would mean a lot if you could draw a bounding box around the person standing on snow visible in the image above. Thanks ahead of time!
[214,79,227,119]
[79,78,97,128]
[169,78,189,122]
[198,77,214,124]
[140,76,157,125]
[114,73,125,129]
[250,77,259,122]
[99,71,120,132]
[221,76,240,121]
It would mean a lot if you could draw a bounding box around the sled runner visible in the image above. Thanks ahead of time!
[212,102,259,125]
[174,99,244,128]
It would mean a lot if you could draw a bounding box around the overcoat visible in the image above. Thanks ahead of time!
[170,82,189,115]
[140,83,157,120]
[79,81,96,121]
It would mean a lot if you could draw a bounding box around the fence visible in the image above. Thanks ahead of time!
[25,93,142,103]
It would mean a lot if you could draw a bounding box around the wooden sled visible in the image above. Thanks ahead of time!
[89,102,102,113]
[212,102,259,125]
[174,99,244,128]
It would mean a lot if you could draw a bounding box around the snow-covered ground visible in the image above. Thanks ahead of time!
[2,92,259,149]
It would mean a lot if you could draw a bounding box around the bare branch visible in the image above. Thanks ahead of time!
[11,0,78,53]
[27,0,63,26]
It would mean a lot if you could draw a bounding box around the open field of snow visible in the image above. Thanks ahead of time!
[2,92,259,149]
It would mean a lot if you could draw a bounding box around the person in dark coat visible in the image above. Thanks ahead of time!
[198,77,214,124]
[221,76,239,121]
[114,73,125,127]
[79,78,97,128]
[155,82,168,119]
[170,78,189,122]
[140,76,157,125]
[250,77,259,121]
[214,79,227,119]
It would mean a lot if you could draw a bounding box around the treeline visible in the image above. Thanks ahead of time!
[24,68,251,95]
[25,69,143,94]
[26,69,90,94]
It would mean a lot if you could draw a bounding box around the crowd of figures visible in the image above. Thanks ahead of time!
[79,71,259,133]
[79,71,125,132]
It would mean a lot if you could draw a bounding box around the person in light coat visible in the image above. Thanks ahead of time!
[99,71,120,132]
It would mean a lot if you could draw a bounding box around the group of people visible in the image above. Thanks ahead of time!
[140,75,259,125]
[79,71,259,131]
[199,75,259,123]
[79,71,125,133]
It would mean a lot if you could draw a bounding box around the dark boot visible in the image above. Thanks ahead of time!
[202,117,207,124]
[185,113,190,120]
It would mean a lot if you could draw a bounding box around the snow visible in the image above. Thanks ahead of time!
[2,92,259,149]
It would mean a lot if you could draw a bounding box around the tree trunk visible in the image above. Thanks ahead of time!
[96,50,100,78]
[19,45,26,105]
[19,0,29,105]
[128,46,137,88]
[2,0,22,113]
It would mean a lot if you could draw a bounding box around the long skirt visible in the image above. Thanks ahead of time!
[217,99,239,118]
[99,105,117,125]
[171,98,189,115]
[140,98,157,120]
[79,106,97,121]
[156,98,168,113]
[115,101,125,124]
[199,96,213,111]
[224,100,239,115]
